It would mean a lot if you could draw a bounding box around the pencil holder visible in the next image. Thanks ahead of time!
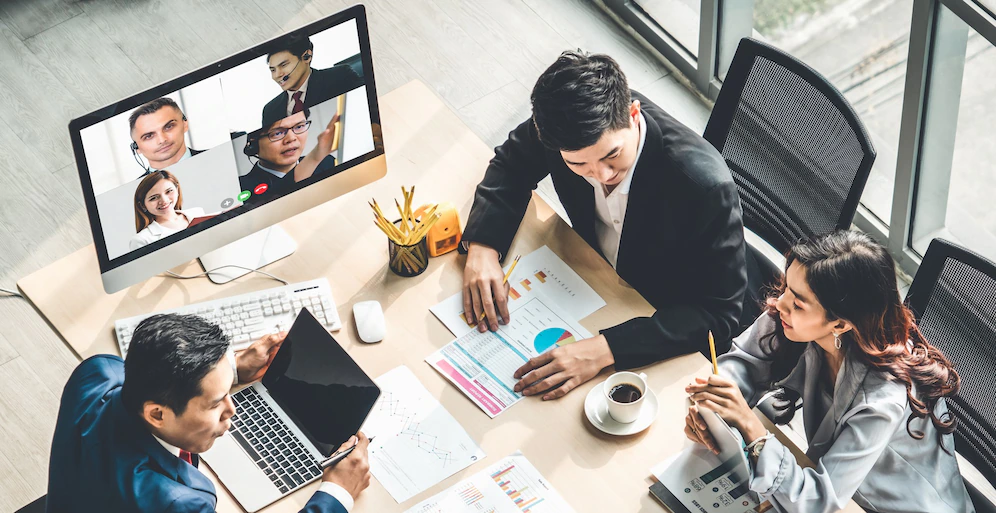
[387,221,430,277]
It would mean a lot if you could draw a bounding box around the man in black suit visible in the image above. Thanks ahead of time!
[261,33,363,126]
[239,108,339,208]
[129,97,204,178]
[462,51,747,400]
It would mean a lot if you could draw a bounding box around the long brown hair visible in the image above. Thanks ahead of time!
[133,170,183,233]
[761,230,959,443]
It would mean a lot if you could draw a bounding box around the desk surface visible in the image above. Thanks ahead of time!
[19,80,861,512]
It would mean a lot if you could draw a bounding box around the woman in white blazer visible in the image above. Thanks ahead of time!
[684,230,974,513]
[129,170,205,251]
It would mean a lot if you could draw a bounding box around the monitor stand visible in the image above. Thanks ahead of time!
[197,226,297,284]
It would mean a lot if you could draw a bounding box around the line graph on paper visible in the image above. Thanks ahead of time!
[363,366,486,503]
[378,391,454,467]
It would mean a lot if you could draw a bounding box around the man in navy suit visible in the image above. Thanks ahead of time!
[261,33,363,126]
[47,314,370,512]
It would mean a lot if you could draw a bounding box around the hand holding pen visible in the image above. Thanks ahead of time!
[320,432,373,500]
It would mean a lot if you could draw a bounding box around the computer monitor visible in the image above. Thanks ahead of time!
[69,5,385,294]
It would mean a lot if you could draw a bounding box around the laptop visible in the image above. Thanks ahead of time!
[203,309,381,512]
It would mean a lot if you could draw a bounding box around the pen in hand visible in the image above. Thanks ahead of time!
[477,254,521,322]
[321,436,376,469]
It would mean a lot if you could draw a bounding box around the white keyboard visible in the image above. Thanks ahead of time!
[114,278,341,356]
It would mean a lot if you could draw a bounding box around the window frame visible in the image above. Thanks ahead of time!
[600,0,996,277]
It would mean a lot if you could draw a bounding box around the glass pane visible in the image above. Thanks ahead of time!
[635,0,701,57]
[911,17,996,262]
[753,0,915,226]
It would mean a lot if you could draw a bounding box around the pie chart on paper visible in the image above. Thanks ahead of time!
[534,328,577,353]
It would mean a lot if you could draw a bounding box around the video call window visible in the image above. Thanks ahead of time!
[77,19,376,261]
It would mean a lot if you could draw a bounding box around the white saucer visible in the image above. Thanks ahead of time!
[584,385,659,435]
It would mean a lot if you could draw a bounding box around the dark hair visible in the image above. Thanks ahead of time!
[133,170,183,233]
[530,50,631,151]
[129,97,183,134]
[266,33,313,61]
[121,314,230,417]
[760,231,960,445]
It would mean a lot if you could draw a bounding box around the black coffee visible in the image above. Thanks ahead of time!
[609,383,642,403]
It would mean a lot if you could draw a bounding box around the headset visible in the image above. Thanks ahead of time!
[130,113,188,171]
[279,51,312,84]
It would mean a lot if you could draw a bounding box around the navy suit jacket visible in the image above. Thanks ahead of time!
[261,66,363,127]
[48,355,347,513]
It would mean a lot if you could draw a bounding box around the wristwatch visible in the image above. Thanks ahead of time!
[746,433,773,461]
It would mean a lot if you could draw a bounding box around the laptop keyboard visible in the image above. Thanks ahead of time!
[229,387,323,494]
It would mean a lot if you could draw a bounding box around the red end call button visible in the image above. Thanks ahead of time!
[253,183,268,195]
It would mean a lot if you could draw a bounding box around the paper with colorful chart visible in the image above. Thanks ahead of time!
[360,366,486,503]
[429,245,605,337]
[426,296,592,418]
[404,451,575,513]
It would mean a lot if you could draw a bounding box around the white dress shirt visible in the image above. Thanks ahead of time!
[285,71,312,116]
[583,112,647,268]
[150,147,193,172]
[153,434,354,512]
[258,162,289,179]
[129,207,206,251]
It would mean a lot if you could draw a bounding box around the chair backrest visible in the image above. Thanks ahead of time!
[704,37,876,254]
[905,238,996,491]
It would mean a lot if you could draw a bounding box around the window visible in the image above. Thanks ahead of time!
[634,0,701,56]
[753,0,915,226]
[911,9,996,262]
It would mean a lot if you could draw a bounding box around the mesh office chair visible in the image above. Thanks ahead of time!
[703,37,877,329]
[905,239,996,513]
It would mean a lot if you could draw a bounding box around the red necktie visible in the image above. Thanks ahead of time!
[291,91,304,114]
[179,450,194,465]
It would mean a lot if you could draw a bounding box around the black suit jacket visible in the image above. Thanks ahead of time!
[463,92,747,369]
[239,162,297,207]
[262,65,364,127]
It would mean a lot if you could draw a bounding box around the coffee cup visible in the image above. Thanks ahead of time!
[603,371,648,424]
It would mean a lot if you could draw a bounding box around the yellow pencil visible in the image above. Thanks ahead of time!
[708,330,719,375]
[477,255,521,322]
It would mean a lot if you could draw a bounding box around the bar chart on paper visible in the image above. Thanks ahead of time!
[430,246,605,337]
[427,297,592,417]
[490,461,546,512]
[404,452,575,513]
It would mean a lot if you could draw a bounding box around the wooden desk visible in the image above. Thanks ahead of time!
[19,80,861,512]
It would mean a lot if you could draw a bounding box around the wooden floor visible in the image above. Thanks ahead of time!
[0,0,711,508]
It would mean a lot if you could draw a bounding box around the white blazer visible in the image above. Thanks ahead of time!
[129,207,206,251]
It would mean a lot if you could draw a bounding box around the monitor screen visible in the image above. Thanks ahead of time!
[69,6,383,283]
[262,309,380,456]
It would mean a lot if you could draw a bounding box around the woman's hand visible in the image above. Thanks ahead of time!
[684,404,719,454]
[685,375,767,444]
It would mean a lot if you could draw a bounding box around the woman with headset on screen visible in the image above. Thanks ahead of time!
[684,230,973,513]
[129,170,206,251]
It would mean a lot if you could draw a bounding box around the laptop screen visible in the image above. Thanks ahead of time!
[262,309,380,456]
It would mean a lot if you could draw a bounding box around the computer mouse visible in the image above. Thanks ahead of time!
[352,300,386,343]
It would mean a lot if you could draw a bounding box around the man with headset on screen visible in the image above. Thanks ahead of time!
[239,108,339,207]
[261,33,363,124]
[129,97,204,177]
